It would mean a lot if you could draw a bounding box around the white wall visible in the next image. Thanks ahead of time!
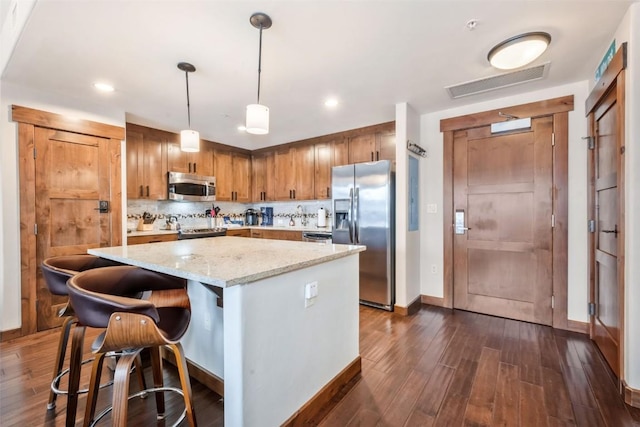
[0,81,125,331]
[395,102,422,307]
[419,81,590,323]
[608,2,640,391]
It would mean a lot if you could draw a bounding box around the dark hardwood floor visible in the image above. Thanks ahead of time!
[1,305,639,426]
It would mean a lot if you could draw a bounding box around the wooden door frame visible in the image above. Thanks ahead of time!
[440,95,574,331]
[10,105,124,339]
[585,44,627,392]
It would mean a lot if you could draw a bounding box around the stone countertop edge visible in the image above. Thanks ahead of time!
[127,225,332,237]
[88,237,364,288]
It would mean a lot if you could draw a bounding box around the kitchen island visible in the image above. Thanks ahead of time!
[89,236,364,426]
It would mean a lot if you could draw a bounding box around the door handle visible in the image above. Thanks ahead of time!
[454,209,471,235]
[602,225,619,237]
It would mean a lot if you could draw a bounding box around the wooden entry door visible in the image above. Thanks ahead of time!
[34,128,116,330]
[452,116,554,325]
[587,44,626,378]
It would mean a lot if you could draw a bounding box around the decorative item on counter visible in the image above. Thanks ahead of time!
[289,216,295,226]
[317,207,327,227]
[137,211,156,231]
[166,216,179,230]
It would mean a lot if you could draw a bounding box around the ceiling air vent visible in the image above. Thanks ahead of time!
[445,62,550,99]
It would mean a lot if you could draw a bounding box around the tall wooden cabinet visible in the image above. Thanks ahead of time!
[274,145,315,200]
[252,151,275,202]
[126,125,168,200]
[314,138,348,200]
[213,149,251,202]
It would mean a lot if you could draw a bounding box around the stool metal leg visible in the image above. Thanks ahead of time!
[47,315,76,410]
[66,324,86,427]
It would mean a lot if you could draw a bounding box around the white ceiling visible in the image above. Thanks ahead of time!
[2,0,636,149]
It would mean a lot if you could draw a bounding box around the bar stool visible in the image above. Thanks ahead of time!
[67,265,197,427]
[41,255,146,426]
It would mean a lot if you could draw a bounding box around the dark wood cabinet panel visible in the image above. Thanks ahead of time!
[274,146,315,201]
[251,229,302,241]
[252,151,275,202]
[127,233,178,245]
[167,139,214,176]
[214,149,251,202]
[126,125,167,200]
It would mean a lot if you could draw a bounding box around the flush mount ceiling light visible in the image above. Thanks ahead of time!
[246,12,272,135]
[487,32,551,70]
[324,98,339,108]
[93,82,114,92]
[177,62,199,152]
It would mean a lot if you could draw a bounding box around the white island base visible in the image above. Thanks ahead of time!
[89,237,363,426]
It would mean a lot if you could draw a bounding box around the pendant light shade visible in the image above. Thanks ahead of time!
[177,62,200,152]
[246,104,269,135]
[488,32,551,70]
[180,129,200,152]
[246,13,272,135]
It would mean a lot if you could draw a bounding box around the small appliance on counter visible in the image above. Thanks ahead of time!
[245,208,259,226]
[260,207,273,226]
[317,207,327,227]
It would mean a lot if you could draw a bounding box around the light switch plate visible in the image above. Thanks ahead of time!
[427,204,437,214]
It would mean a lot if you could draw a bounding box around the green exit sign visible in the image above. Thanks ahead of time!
[595,40,616,81]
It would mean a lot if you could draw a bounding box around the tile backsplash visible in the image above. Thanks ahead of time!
[127,199,332,231]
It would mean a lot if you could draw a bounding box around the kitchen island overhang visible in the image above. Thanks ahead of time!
[89,236,365,426]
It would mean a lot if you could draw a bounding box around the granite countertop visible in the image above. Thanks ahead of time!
[89,236,363,288]
[127,225,332,238]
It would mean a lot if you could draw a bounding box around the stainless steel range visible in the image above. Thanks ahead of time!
[178,228,227,240]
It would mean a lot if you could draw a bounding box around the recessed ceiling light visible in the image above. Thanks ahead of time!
[93,82,114,92]
[237,125,247,131]
[324,98,339,108]
[487,32,551,70]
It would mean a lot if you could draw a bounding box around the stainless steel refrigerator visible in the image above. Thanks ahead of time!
[332,160,395,311]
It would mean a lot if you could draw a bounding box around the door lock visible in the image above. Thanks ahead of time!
[454,209,472,235]
[95,200,109,213]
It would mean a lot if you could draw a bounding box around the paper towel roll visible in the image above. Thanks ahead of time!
[317,207,326,227]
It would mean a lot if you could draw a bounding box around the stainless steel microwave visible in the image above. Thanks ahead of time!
[168,171,216,202]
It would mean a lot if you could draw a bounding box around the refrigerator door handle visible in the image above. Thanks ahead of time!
[354,187,360,243]
[348,188,354,243]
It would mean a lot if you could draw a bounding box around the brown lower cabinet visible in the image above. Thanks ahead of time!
[127,233,178,245]
[250,229,302,241]
[226,229,251,237]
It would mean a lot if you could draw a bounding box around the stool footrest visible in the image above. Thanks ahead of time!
[89,387,186,427]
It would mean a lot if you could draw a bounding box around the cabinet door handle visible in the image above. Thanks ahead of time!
[193,162,197,173]
[188,162,191,173]
[370,152,374,161]
[289,190,292,199]
[146,186,150,197]
[139,185,143,197]
[293,189,296,199]
[376,151,379,161]
[327,187,330,198]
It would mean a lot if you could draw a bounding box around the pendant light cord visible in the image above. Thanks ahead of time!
[256,23,263,104]
[184,71,192,128]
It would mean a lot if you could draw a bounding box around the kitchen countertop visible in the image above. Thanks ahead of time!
[127,225,332,237]
[89,236,363,288]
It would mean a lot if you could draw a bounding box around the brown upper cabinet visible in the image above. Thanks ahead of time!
[252,151,275,202]
[274,145,315,201]
[314,138,349,200]
[167,138,215,176]
[348,130,396,164]
[213,149,251,202]
[126,124,168,200]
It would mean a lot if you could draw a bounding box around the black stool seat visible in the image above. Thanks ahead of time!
[68,265,197,427]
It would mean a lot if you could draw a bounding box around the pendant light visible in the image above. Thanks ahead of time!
[246,12,272,135]
[178,62,200,152]
[487,32,551,70]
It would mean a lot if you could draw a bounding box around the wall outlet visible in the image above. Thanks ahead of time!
[305,281,318,308]
[277,218,284,226]
[431,264,437,274]
[427,204,438,214]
